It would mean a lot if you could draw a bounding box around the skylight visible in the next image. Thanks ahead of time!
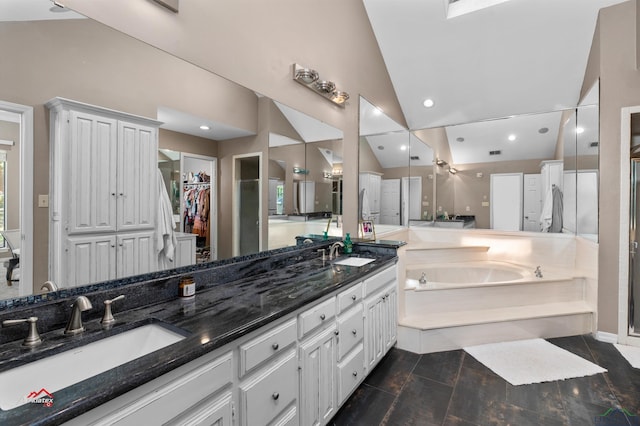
[446,0,513,19]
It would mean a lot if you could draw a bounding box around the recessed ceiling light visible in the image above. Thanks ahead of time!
[400,145,407,151]
[456,137,465,142]
[508,134,516,141]
[423,99,435,108]
[199,125,210,130]
[538,127,549,134]
[576,127,585,134]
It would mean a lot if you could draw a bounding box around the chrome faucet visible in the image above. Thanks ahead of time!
[329,241,344,260]
[65,296,93,335]
[40,281,58,293]
[535,266,543,278]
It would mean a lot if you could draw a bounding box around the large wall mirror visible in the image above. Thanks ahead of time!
[0,1,345,300]
[358,94,599,238]
[267,101,343,250]
[358,97,434,236]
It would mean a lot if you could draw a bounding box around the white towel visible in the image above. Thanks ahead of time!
[157,169,177,269]
[540,186,553,232]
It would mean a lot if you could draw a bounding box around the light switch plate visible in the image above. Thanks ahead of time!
[38,194,49,208]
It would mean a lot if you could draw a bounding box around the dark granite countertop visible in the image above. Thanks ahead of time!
[0,246,397,425]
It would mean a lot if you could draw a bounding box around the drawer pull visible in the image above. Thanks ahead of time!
[320,314,326,320]
[272,343,279,350]
[352,329,357,335]
[334,330,339,336]
[272,392,280,401]
[351,295,357,301]
[352,371,358,377]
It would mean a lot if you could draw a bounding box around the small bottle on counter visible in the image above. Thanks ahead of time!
[179,276,196,298]
[344,233,353,254]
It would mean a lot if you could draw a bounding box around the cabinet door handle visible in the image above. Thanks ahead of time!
[272,343,279,350]
[272,392,279,400]
[351,295,357,301]
[385,293,389,298]
[352,329,357,335]
[352,371,358,377]
[334,330,339,336]
[320,314,326,320]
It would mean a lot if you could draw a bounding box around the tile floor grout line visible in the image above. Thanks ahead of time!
[440,351,467,426]
[378,350,423,426]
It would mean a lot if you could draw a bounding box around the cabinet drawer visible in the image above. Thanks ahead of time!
[240,350,298,426]
[364,265,396,297]
[336,282,362,314]
[273,406,298,426]
[337,344,365,405]
[102,352,233,425]
[239,318,297,376]
[337,304,364,360]
[298,297,336,339]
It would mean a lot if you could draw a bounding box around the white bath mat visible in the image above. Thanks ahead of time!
[464,338,607,386]
[614,343,640,368]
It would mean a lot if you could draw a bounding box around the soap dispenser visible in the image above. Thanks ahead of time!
[344,233,353,254]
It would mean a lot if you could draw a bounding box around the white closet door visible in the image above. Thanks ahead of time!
[380,179,400,225]
[117,122,157,231]
[68,110,117,235]
[490,173,523,231]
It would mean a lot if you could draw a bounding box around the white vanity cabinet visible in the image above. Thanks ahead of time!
[173,232,197,268]
[363,266,398,372]
[299,324,338,426]
[47,98,161,287]
[62,263,398,426]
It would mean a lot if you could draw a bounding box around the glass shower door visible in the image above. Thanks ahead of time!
[629,156,640,335]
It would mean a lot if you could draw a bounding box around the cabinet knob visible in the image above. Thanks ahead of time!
[119,193,124,196]
[272,392,279,401]
[352,329,357,335]
[111,193,116,196]
[352,371,358,377]
[351,295,357,301]
[320,314,326,320]
[385,293,389,298]
[272,343,279,350]
[334,330,339,336]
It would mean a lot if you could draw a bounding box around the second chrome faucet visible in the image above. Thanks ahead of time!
[64,296,93,335]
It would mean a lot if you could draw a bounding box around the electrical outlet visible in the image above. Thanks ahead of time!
[481,201,489,207]
[38,194,49,208]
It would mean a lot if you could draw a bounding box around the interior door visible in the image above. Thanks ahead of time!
[523,174,542,232]
[490,173,523,231]
[401,177,422,225]
[380,179,400,225]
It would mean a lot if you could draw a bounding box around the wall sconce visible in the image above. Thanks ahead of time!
[448,167,458,175]
[293,64,350,107]
[293,167,309,175]
[323,172,333,179]
[435,158,448,167]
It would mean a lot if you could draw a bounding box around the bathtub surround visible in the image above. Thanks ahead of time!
[396,227,597,353]
[463,338,607,386]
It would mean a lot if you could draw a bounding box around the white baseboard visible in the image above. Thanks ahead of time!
[594,331,617,344]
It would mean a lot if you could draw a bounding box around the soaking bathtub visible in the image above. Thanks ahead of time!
[405,261,535,290]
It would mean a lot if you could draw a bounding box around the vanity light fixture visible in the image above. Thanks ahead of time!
[448,167,458,175]
[435,158,448,167]
[293,167,309,175]
[293,64,349,107]
[323,172,333,179]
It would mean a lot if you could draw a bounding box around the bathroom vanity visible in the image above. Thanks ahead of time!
[0,241,399,425]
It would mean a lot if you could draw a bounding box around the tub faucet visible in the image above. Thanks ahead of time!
[419,272,428,287]
[65,296,93,335]
[535,266,543,278]
[329,241,344,260]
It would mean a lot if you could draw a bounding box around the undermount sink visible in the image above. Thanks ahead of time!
[0,322,187,411]
[333,257,376,267]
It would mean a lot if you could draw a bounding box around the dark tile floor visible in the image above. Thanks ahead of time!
[330,335,640,426]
